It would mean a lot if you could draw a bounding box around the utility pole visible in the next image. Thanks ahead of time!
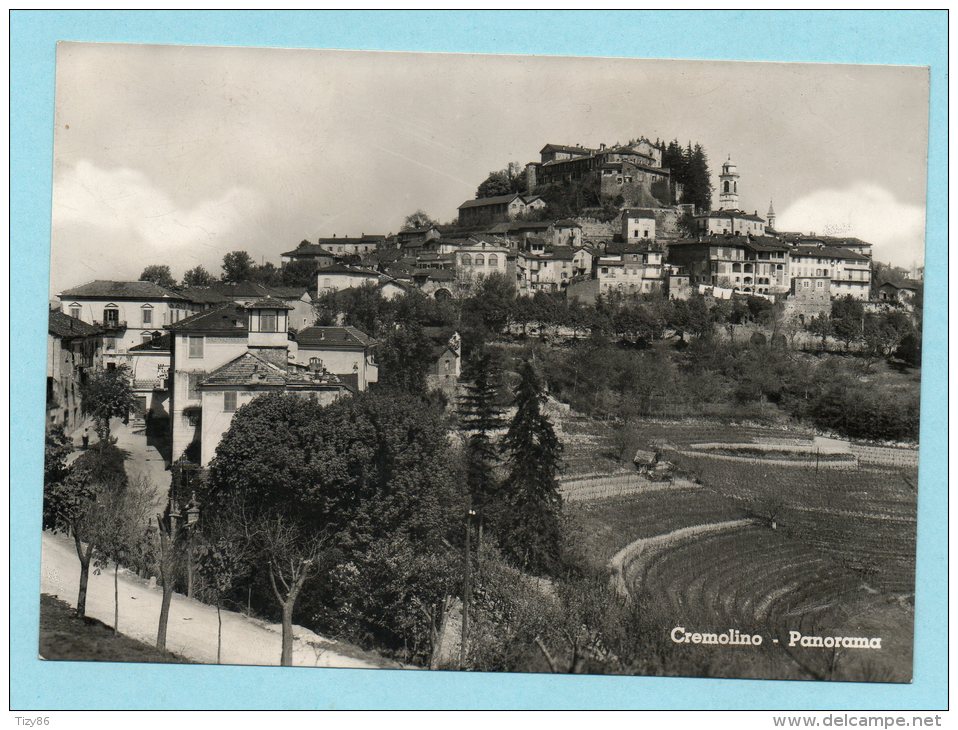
[460,506,476,670]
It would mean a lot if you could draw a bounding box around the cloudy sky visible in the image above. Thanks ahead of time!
[51,43,929,293]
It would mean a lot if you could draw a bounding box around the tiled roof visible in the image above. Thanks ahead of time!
[129,333,172,352]
[295,326,375,349]
[605,242,662,255]
[699,209,765,222]
[49,310,101,339]
[553,218,582,228]
[268,286,310,300]
[541,143,594,155]
[210,281,273,299]
[317,262,381,276]
[201,350,349,391]
[60,280,185,301]
[790,244,870,262]
[622,208,658,219]
[201,351,290,387]
[245,296,293,310]
[316,235,385,246]
[281,242,336,257]
[458,193,522,210]
[412,268,455,282]
[176,287,231,305]
[167,303,248,334]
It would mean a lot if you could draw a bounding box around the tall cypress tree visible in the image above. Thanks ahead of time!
[457,350,505,519]
[498,360,564,576]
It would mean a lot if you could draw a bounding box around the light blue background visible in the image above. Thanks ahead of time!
[11,10,947,710]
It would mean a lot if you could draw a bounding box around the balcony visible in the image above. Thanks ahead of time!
[95,319,127,332]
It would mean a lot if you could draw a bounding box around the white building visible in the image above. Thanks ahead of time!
[59,280,190,365]
[621,208,657,241]
[167,299,358,466]
[788,243,872,301]
[316,263,405,300]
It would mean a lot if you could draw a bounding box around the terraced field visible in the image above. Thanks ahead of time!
[568,487,745,569]
[563,417,917,682]
[670,455,917,592]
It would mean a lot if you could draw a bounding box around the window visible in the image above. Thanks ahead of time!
[105,337,116,351]
[323,278,331,288]
[103,306,119,326]
[224,391,237,413]
[141,305,153,325]
[69,304,81,319]
[488,254,498,267]
[461,254,472,266]
[475,254,485,266]
[643,230,649,238]
[188,336,204,359]
[260,312,278,332]
[142,332,152,344]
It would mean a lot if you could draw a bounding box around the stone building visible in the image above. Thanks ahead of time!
[457,193,546,227]
[525,140,671,207]
[782,275,832,323]
[594,242,665,297]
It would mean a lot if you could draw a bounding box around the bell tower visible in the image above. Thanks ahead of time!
[767,199,776,230]
[719,155,740,209]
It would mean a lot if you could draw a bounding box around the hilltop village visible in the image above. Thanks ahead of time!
[49,138,921,461]
[44,137,922,677]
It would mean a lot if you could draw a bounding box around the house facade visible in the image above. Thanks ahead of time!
[788,243,871,301]
[125,333,171,422]
[693,210,766,237]
[47,310,102,433]
[59,280,190,364]
[167,300,372,465]
[280,240,337,268]
[457,193,546,227]
[453,241,511,281]
[621,208,658,241]
[292,326,379,391]
[595,242,665,297]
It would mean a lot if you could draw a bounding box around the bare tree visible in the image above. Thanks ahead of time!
[194,505,253,664]
[257,514,331,666]
[91,474,154,635]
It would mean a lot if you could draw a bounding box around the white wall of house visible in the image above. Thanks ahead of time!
[170,334,248,462]
[60,298,189,356]
[622,215,656,241]
[199,387,262,466]
[295,347,378,390]
[317,272,380,296]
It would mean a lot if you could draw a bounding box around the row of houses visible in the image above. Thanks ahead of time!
[50,278,462,467]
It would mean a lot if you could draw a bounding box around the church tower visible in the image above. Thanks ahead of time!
[767,199,776,230]
[718,155,740,209]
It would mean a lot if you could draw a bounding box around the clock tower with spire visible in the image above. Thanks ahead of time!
[767,199,776,230]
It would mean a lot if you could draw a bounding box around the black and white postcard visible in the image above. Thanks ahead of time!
[41,43,928,684]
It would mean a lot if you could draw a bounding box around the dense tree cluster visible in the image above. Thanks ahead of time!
[476,162,527,199]
[662,140,713,211]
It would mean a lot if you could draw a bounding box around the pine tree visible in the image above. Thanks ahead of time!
[498,360,564,575]
[457,350,505,519]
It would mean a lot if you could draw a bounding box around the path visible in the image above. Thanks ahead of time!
[40,531,381,669]
[608,519,755,597]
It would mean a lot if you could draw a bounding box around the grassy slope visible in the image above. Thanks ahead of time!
[39,593,190,664]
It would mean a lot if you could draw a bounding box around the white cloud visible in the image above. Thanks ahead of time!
[51,160,266,292]
[776,184,925,268]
